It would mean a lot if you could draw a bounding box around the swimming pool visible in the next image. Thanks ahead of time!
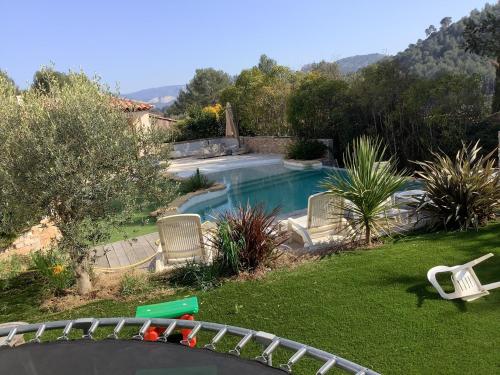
[183,164,422,221]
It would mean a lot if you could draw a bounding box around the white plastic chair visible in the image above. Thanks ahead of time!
[288,192,352,248]
[155,214,212,271]
[427,253,500,301]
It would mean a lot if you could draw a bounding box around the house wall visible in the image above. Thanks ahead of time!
[153,116,176,131]
[127,111,152,131]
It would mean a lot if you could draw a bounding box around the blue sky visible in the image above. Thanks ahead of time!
[0,0,492,93]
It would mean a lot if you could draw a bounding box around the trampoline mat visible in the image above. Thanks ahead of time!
[0,339,283,375]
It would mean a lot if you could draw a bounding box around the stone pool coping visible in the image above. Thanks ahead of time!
[150,182,227,218]
[283,159,323,169]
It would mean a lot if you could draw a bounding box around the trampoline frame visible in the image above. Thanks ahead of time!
[0,317,380,375]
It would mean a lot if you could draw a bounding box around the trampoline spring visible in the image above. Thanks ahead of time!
[316,357,337,375]
[157,321,177,342]
[133,320,152,340]
[255,337,280,365]
[30,324,46,343]
[229,331,254,356]
[57,321,73,341]
[187,323,201,340]
[263,337,281,356]
[204,327,228,351]
[82,319,100,340]
[108,318,126,339]
[5,327,18,345]
[180,323,202,346]
[279,347,308,373]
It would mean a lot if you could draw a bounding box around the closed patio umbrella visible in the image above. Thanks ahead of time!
[225,102,240,147]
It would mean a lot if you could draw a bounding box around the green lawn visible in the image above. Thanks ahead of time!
[1,224,500,374]
[104,210,157,243]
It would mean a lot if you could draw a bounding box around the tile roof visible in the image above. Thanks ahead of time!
[111,97,153,112]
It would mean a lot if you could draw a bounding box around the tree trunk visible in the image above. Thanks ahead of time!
[492,57,500,114]
[365,224,371,246]
[75,262,92,295]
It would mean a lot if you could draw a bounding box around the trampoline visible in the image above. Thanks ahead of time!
[0,317,380,375]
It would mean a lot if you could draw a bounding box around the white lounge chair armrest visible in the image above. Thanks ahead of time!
[288,218,314,247]
[154,242,165,272]
[464,253,494,268]
[427,266,460,300]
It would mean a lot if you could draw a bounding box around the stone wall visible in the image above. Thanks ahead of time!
[1,219,61,258]
[240,136,293,154]
[240,136,334,163]
[170,137,239,158]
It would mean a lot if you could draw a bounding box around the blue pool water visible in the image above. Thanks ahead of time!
[184,164,421,221]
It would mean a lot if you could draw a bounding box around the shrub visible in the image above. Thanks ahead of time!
[180,169,214,194]
[212,204,288,274]
[322,136,408,245]
[414,142,500,230]
[286,139,327,160]
[173,105,224,141]
[214,220,245,275]
[287,74,350,139]
[31,248,74,294]
[119,273,153,296]
[165,260,221,291]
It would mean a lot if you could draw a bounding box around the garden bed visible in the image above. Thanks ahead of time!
[1,222,499,373]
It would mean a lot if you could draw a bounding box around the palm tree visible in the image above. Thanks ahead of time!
[322,136,408,246]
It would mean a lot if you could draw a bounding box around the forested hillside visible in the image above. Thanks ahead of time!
[335,53,387,74]
[302,53,387,75]
[395,2,498,94]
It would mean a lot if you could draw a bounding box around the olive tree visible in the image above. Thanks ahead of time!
[0,71,174,294]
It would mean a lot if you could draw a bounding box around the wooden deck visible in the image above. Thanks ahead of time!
[94,232,159,270]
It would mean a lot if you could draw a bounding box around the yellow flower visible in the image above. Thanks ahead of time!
[52,264,64,275]
[202,103,223,119]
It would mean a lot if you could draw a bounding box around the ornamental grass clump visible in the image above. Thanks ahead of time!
[212,204,288,275]
[322,136,408,245]
[414,142,500,230]
[180,169,214,194]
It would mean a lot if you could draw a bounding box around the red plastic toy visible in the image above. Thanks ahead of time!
[143,314,197,347]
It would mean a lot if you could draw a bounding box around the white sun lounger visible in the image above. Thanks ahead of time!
[288,192,352,248]
[427,253,500,301]
[155,214,213,271]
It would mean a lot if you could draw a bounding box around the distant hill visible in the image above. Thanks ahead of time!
[335,53,387,74]
[123,85,185,110]
[394,3,498,94]
[301,53,387,75]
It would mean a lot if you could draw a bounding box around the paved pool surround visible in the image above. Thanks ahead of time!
[168,154,284,178]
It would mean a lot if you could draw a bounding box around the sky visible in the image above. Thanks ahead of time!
[0,0,493,93]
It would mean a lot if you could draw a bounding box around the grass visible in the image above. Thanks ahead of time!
[1,223,500,374]
[104,210,158,243]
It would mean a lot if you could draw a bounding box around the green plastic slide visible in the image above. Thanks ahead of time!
[135,297,199,319]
